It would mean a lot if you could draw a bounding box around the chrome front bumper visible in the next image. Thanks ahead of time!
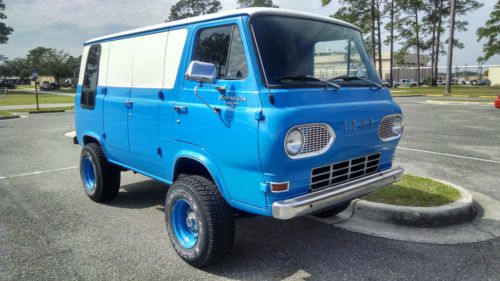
[272,166,404,219]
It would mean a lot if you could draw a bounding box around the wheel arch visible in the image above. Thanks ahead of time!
[172,153,230,202]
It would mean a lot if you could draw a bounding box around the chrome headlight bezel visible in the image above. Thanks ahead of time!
[284,124,335,159]
[379,114,404,142]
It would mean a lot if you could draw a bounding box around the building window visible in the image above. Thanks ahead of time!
[81,44,101,109]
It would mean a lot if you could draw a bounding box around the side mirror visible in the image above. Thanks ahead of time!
[185,61,216,83]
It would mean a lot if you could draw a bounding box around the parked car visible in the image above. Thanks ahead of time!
[436,80,445,86]
[393,79,417,88]
[0,82,17,89]
[39,81,59,91]
[478,79,491,86]
[75,8,404,267]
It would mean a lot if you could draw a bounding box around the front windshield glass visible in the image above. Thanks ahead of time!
[251,15,381,88]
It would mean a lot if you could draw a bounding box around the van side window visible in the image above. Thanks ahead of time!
[193,25,248,80]
[81,44,101,109]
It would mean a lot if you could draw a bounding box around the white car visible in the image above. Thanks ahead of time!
[393,79,417,88]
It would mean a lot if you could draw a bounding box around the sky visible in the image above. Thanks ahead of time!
[2,0,499,66]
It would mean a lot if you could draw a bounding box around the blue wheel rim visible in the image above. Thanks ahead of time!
[171,198,198,249]
[82,155,96,191]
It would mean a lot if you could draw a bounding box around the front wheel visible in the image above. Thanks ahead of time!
[165,175,235,267]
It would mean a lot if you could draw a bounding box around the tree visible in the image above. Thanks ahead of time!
[477,0,500,63]
[323,0,385,78]
[383,0,402,86]
[0,0,14,60]
[237,0,278,8]
[0,58,31,80]
[26,47,73,85]
[26,47,52,75]
[423,0,482,86]
[168,0,221,21]
[45,49,70,85]
[394,0,427,86]
[444,0,456,94]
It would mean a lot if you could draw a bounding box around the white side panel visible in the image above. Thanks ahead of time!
[164,29,188,89]
[77,46,90,86]
[107,39,135,87]
[98,42,110,86]
[132,32,168,89]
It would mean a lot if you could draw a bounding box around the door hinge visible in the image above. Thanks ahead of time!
[101,88,107,95]
[158,90,164,100]
[156,147,162,156]
[254,110,264,121]
[102,133,106,139]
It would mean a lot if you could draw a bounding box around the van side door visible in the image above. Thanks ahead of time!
[127,32,168,174]
[103,39,134,157]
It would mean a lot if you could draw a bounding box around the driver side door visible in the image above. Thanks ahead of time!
[174,19,267,210]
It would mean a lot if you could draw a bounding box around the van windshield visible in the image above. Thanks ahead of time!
[251,16,381,88]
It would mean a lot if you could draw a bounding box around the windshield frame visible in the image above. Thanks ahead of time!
[248,14,381,89]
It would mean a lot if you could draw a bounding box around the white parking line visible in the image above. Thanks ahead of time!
[398,147,500,165]
[0,166,78,180]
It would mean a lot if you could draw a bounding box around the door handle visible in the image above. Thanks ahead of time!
[173,105,187,113]
[125,101,133,108]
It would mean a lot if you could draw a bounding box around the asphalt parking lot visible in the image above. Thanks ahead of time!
[1,97,499,280]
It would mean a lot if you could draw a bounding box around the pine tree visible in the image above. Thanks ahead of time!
[167,0,222,21]
[477,0,500,63]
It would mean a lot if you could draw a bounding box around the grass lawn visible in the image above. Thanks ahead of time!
[11,106,74,113]
[0,110,12,116]
[391,85,500,97]
[429,99,494,103]
[363,174,460,207]
[56,87,76,94]
[0,91,74,106]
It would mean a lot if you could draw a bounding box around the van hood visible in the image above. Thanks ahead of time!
[258,87,402,177]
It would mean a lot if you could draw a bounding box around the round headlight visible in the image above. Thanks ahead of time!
[285,129,304,156]
[392,116,403,136]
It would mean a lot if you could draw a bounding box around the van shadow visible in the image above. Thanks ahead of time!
[202,216,392,280]
[107,180,168,210]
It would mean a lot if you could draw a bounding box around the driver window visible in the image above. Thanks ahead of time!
[192,25,248,80]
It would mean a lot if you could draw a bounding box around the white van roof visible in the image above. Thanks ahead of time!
[85,7,360,45]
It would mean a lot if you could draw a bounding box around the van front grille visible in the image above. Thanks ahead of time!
[310,153,381,191]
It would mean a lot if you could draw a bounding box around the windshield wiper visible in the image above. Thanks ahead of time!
[275,74,341,90]
[331,75,383,89]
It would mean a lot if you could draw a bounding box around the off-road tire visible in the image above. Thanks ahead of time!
[165,175,235,267]
[80,143,121,201]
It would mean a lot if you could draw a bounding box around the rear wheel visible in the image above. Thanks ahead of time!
[165,175,235,267]
[313,201,351,218]
[80,143,121,202]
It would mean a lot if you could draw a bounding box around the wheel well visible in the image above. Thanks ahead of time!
[83,135,99,145]
[173,157,215,183]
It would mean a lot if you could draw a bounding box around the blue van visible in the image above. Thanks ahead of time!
[75,8,404,266]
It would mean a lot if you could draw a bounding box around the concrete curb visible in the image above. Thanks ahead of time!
[391,94,424,97]
[353,179,477,227]
[0,114,20,120]
[424,100,492,106]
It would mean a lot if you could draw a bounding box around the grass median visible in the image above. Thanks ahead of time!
[363,174,460,207]
[0,110,12,116]
[391,85,500,97]
[0,91,74,106]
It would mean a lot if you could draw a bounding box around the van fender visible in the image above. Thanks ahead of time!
[171,148,230,202]
[79,131,104,148]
